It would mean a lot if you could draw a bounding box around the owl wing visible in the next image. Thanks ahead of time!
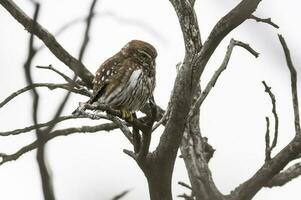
[90,53,131,104]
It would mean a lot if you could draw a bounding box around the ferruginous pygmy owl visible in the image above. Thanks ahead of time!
[90,40,157,119]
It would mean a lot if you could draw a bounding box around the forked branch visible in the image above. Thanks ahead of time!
[249,15,279,29]
[262,81,279,161]
[0,83,91,109]
[189,39,259,119]
[265,162,301,187]
[0,0,94,87]
[229,34,301,200]
[0,122,121,166]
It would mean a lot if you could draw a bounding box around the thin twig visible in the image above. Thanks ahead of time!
[265,117,271,161]
[151,109,169,131]
[177,193,194,200]
[37,64,91,95]
[132,113,141,153]
[249,15,279,29]
[0,0,94,87]
[228,34,301,200]
[262,81,279,161]
[43,0,99,135]
[111,190,131,200]
[107,114,133,144]
[0,122,120,166]
[188,39,259,119]
[36,65,76,85]
[23,2,55,199]
[78,0,98,62]
[36,10,169,52]
[152,64,180,132]
[136,99,156,160]
[178,181,193,191]
[278,34,301,136]
[0,83,90,109]
[0,115,88,136]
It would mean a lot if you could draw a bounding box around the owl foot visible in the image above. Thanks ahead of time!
[121,109,133,122]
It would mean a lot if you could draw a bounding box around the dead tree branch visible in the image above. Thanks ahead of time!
[228,34,301,200]
[0,0,94,87]
[265,162,301,187]
[0,83,90,109]
[111,190,130,200]
[262,81,279,161]
[178,193,194,200]
[23,2,55,199]
[249,15,279,29]
[264,117,271,160]
[43,0,98,136]
[114,0,264,199]
[36,65,77,86]
[278,34,301,136]
[78,0,98,62]
[189,39,258,119]
[0,115,87,136]
[0,122,120,166]
[178,181,193,191]
[75,103,149,132]
[181,85,221,200]
[107,114,133,144]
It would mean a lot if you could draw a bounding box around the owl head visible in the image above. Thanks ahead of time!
[121,40,157,72]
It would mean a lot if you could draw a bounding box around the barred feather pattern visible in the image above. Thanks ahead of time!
[91,40,157,113]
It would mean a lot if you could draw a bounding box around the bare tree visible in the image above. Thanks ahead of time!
[1,0,301,200]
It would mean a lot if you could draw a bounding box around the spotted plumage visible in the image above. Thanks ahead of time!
[91,40,157,116]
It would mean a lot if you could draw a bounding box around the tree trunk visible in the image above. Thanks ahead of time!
[142,157,175,200]
[147,174,173,200]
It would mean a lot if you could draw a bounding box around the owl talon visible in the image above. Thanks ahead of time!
[121,109,133,121]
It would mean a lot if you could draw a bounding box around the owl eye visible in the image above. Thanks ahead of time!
[141,53,148,59]
[138,50,151,60]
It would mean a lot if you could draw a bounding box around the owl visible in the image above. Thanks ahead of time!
[90,40,157,120]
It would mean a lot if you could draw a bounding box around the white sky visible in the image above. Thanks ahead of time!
[0,0,301,199]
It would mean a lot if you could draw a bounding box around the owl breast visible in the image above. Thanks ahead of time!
[98,68,155,112]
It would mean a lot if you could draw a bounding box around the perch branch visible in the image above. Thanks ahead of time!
[145,4,264,199]
[75,103,149,132]
[137,100,157,160]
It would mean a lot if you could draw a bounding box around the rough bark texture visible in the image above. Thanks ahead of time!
[2,0,301,200]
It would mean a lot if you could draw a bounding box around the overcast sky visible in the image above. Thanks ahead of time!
[1,0,301,199]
